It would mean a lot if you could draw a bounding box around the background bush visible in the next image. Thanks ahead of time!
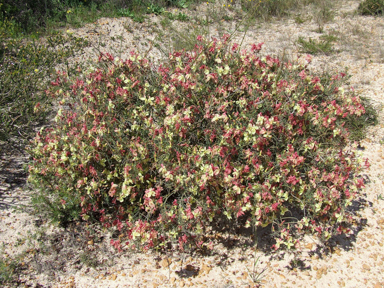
[0,33,89,151]
[0,0,70,33]
[28,35,372,252]
[0,0,203,36]
[238,0,334,21]
[0,0,129,33]
[358,0,384,15]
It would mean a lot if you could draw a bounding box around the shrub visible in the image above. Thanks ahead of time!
[240,0,294,20]
[357,0,384,15]
[28,35,370,253]
[297,36,335,55]
[0,0,137,35]
[238,0,334,21]
[0,0,67,33]
[0,254,17,285]
[0,32,89,151]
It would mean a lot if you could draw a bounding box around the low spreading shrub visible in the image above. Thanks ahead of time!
[28,35,370,252]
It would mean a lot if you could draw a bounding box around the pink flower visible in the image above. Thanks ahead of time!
[271,203,279,211]
[299,70,306,80]
[251,43,263,52]
[186,206,194,219]
[237,208,244,218]
[356,178,365,188]
[287,175,299,185]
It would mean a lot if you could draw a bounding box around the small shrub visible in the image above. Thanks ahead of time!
[166,11,190,21]
[312,0,335,30]
[297,36,335,55]
[79,251,100,268]
[118,8,135,18]
[28,35,370,253]
[358,0,384,15]
[239,0,324,21]
[294,14,310,24]
[165,0,190,8]
[0,255,16,285]
[240,0,294,20]
[146,3,165,15]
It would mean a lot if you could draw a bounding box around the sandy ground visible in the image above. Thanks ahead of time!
[1,0,384,287]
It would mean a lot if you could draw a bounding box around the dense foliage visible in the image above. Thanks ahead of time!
[358,0,384,15]
[0,0,200,36]
[0,33,89,150]
[28,35,369,252]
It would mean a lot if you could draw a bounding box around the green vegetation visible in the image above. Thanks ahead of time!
[0,0,202,37]
[0,245,24,286]
[297,35,337,55]
[0,256,15,285]
[0,0,380,285]
[358,0,384,16]
[345,95,378,141]
[166,11,189,21]
[237,0,335,22]
[28,35,374,254]
[0,33,89,150]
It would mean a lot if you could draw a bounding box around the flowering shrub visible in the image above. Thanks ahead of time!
[28,34,369,252]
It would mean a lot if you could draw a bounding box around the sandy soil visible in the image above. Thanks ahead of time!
[1,0,384,287]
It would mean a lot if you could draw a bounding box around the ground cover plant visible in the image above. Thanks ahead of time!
[28,34,371,254]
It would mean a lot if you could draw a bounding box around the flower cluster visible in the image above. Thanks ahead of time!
[28,34,368,252]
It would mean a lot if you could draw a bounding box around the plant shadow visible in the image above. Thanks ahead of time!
[0,151,29,210]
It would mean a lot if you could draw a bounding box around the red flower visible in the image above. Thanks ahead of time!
[271,203,279,211]
[287,175,299,185]
[237,208,244,218]
[251,43,263,52]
